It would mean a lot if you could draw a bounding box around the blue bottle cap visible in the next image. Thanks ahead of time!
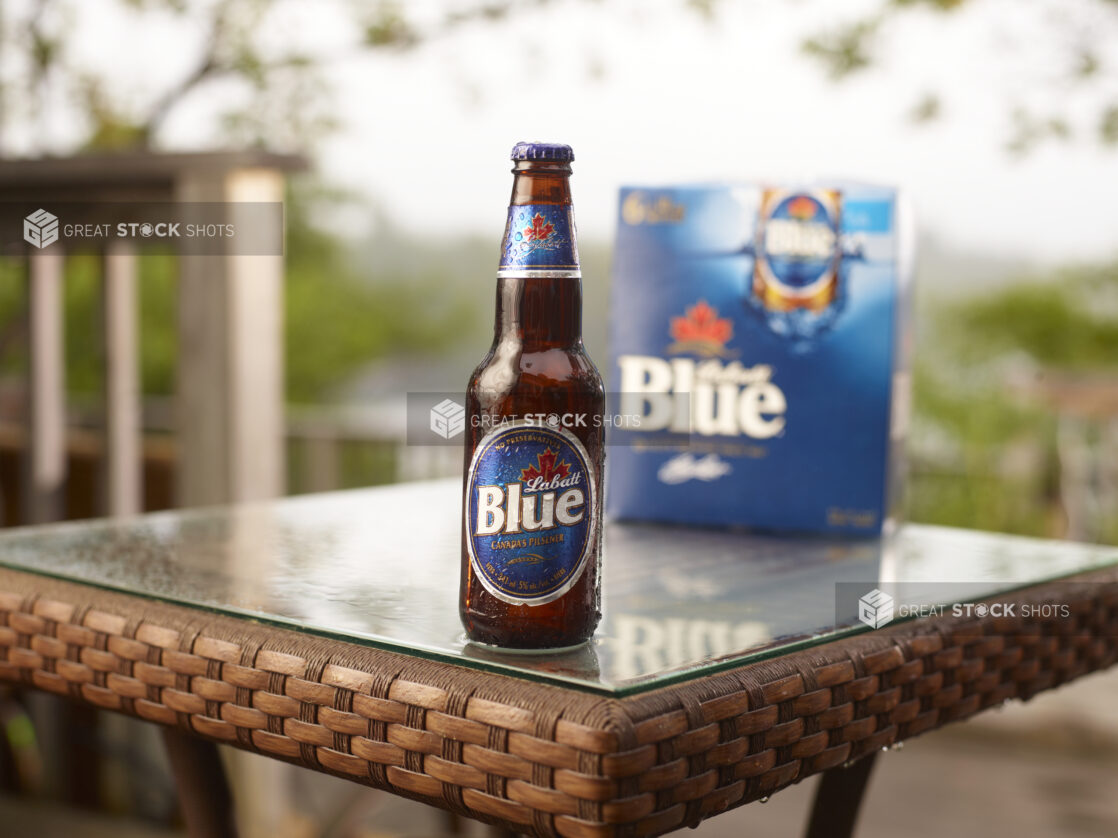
[510,142,575,162]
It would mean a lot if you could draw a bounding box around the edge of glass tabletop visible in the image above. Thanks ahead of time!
[0,481,1114,697]
[0,556,885,696]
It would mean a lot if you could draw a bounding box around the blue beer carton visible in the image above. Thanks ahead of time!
[607,183,913,534]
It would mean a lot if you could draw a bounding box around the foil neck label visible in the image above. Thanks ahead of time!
[499,204,580,272]
[465,421,595,606]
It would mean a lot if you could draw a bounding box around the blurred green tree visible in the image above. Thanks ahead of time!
[908,263,1118,543]
[4,1,1115,155]
[1,1,589,154]
[798,0,1118,153]
[0,0,518,404]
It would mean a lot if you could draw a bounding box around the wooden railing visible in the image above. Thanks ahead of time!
[0,413,459,523]
[1,151,308,838]
[2,151,305,526]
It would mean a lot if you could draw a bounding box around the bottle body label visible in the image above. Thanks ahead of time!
[499,204,579,272]
[465,421,596,606]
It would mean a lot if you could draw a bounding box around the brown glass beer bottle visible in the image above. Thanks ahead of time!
[460,142,604,650]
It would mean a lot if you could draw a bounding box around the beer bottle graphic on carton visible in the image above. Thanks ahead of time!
[460,142,605,650]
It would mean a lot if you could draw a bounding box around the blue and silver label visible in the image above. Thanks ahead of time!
[499,204,579,272]
[465,421,596,606]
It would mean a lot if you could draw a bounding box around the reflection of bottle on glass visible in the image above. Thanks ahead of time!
[461,638,602,681]
[460,142,605,651]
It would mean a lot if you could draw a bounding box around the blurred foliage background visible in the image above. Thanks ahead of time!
[1,216,1115,544]
[910,265,1118,543]
[0,0,1115,543]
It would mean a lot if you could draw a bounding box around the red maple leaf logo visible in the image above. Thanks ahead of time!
[523,213,554,243]
[669,300,733,349]
[787,195,818,220]
[521,448,571,482]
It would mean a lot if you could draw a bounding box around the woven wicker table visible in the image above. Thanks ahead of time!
[0,479,1114,837]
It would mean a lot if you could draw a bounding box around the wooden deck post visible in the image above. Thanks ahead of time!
[175,168,286,507]
[26,252,66,524]
[174,166,289,838]
[102,240,142,517]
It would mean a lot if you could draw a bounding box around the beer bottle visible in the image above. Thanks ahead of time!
[460,142,604,650]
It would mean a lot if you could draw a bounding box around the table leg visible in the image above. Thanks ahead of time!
[61,701,102,808]
[161,729,238,838]
[803,753,878,838]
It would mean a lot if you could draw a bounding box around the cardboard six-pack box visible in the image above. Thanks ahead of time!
[607,183,913,534]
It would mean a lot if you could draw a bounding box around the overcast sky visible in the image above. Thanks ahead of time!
[27,0,1118,266]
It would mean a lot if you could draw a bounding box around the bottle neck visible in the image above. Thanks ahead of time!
[509,159,573,205]
[495,159,582,349]
[494,275,582,349]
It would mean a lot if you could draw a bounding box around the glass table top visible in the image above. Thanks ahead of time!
[0,479,1114,695]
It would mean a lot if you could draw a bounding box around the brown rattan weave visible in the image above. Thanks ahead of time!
[0,565,1115,837]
